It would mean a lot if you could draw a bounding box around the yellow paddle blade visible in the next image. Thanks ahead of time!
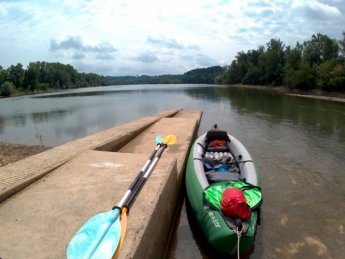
[113,207,128,259]
[162,135,176,145]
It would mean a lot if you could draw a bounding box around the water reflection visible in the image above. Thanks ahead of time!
[1,84,344,146]
[183,87,226,103]
[32,109,70,123]
[5,114,27,127]
[32,86,224,101]
[33,91,113,98]
[0,116,4,133]
[1,84,345,257]
[211,87,345,142]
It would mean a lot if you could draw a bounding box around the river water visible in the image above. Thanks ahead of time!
[1,84,344,258]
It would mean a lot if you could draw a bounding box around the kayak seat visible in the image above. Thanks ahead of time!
[206,130,230,142]
[205,130,230,152]
[206,171,241,183]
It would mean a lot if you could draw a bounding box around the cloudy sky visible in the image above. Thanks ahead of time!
[1,0,344,76]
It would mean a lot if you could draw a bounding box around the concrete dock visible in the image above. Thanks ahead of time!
[0,109,202,259]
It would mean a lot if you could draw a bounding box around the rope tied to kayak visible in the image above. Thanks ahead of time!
[235,225,244,259]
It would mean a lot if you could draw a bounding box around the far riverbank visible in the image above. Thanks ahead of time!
[230,84,345,103]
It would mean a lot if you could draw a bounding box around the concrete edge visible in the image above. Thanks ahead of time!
[123,157,179,259]
[151,108,183,118]
[0,109,181,203]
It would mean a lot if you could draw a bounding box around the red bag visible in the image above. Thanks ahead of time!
[221,188,252,220]
[209,140,227,148]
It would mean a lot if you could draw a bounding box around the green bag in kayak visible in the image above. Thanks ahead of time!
[203,180,262,211]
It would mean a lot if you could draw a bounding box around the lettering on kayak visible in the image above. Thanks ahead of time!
[204,205,221,228]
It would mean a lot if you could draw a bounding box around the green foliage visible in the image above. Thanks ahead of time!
[24,62,40,91]
[105,74,183,85]
[339,32,345,63]
[317,60,345,91]
[105,66,225,85]
[329,64,345,91]
[287,63,315,90]
[260,39,285,85]
[0,61,107,96]
[242,66,262,85]
[303,33,339,65]
[284,44,302,70]
[182,66,226,84]
[220,31,345,92]
[0,81,15,97]
[7,63,25,88]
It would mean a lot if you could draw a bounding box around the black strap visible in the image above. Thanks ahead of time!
[197,142,205,150]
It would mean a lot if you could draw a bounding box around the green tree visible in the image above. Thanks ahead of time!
[0,66,6,85]
[284,43,303,86]
[288,62,315,89]
[182,66,225,84]
[222,60,243,84]
[317,60,345,91]
[303,33,339,65]
[329,64,345,91]
[284,43,302,70]
[0,81,15,97]
[24,62,40,91]
[339,31,345,62]
[242,66,262,84]
[259,39,285,85]
[241,47,264,85]
[7,63,25,88]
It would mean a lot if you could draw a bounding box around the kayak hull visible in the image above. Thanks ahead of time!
[185,132,260,254]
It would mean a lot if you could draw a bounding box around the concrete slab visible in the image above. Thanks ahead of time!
[0,109,181,203]
[0,150,177,259]
[119,114,202,186]
[0,108,202,259]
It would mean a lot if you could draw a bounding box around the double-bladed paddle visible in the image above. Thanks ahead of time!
[67,135,176,259]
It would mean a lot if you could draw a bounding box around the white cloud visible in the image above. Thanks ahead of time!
[0,0,344,75]
[291,0,342,19]
[135,52,159,63]
[50,36,117,53]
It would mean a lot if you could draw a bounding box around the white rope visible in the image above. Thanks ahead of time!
[235,226,243,259]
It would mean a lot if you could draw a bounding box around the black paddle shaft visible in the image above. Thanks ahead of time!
[124,144,167,210]
[127,144,160,191]
[113,144,161,210]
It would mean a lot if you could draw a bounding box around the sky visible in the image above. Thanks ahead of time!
[0,0,345,76]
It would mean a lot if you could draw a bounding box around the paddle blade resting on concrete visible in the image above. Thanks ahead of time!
[155,135,163,144]
[162,134,176,145]
[67,135,176,259]
[67,209,121,259]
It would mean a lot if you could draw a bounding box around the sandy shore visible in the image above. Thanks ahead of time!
[230,84,345,103]
[286,93,345,103]
[0,142,50,167]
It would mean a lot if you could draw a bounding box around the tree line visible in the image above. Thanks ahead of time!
[105,66,226,85]
[0,61,107,97]
[2,31,344,97]
[216,32,345,91]
[0,62,225,97]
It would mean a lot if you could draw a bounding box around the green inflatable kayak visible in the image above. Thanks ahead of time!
[185,125,262,255]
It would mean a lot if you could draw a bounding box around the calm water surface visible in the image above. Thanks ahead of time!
[1,84,344,258]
